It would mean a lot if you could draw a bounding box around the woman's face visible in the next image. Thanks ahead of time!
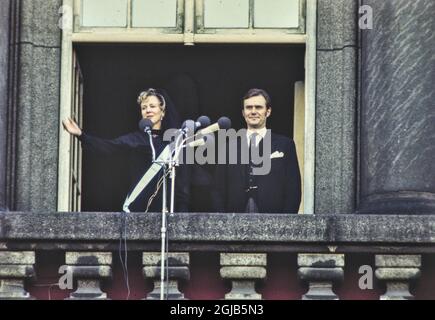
[140,95,165,129]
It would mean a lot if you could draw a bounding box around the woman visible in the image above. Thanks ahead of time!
[62,88,190,212]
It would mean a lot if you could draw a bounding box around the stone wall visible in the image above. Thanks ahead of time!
[13,0,62,211]
[315,0,359,214]
[0,0,11,210]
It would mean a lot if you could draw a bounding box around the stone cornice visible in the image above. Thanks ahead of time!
[1,212,434,245]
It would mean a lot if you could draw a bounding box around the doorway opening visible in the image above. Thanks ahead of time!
[75,44,305,212]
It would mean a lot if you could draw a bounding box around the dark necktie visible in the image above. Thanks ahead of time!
[245,133,259,213]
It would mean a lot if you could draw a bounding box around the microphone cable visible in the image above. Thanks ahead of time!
[118,210,131,300]
[145,167,170,214]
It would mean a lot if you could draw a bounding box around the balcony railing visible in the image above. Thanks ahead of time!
[1,212,434,299]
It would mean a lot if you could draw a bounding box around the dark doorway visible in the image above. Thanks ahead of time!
[76,44,305,212]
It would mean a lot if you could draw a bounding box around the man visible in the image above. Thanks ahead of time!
[214,88,301,213]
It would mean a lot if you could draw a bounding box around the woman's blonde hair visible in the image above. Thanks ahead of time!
[137,88,166,111]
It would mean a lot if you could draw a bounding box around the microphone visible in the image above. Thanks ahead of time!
[196,116,211,129]
[187,135,208,148]
[139,118,154,133]
[180,119,195,134]
[139,118,156,161]
[199,117,232,135]
[181,116,211,134]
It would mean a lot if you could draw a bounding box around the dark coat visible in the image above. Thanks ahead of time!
[79,130,190,212]
[213,132,301,213]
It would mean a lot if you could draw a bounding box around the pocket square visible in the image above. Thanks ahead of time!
[270,151,284,159]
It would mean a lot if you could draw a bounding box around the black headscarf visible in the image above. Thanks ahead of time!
[157,88,181,132]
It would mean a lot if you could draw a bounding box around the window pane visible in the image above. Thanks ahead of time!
[132,0,178,28]
[81,0,128,27]
[254,0,299,28]
[204,0,249,28]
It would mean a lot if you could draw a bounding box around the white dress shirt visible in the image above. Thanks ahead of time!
[246,127,268,147]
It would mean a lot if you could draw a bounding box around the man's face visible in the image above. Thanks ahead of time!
[140,95,165,129]
[242,95,271,130]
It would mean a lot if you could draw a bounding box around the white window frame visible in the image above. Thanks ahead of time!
[75,0,185,32]
[58,0,316,214]
[196,0,305,34]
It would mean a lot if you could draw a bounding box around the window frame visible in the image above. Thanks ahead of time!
[58,0,317,214]
[195,0,305,35]
[74,0,185,34]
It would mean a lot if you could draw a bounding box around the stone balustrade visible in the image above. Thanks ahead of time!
[0,212,434,299]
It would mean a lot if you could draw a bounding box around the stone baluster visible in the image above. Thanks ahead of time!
[0,251,35,299]
[65,252,112,300]
[298,253,344,300]
[375,255,421,300]
[143,252,190,300]
[220,253,266,300]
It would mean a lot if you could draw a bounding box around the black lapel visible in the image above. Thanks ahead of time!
[268,131,277,152]
[258,130,273,158]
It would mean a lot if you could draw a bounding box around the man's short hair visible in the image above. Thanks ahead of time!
[242,88,272,109]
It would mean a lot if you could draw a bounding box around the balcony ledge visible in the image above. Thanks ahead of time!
[1,212,435,253]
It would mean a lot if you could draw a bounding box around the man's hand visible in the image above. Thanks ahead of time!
[62,117,82,137]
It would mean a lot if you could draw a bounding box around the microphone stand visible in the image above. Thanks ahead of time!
[145,128,167,300]
[160,161,168,301]
[132,119,220,299]
[147,128,186,300]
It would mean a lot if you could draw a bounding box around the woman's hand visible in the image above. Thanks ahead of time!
[62,117,82,137]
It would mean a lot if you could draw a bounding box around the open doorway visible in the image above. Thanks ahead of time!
[75,44,305,212]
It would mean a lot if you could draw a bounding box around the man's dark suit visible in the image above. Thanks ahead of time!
[213,131,301,214]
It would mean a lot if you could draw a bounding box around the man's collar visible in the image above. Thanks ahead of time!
[247,127,267,139]
[246,127,268,146]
